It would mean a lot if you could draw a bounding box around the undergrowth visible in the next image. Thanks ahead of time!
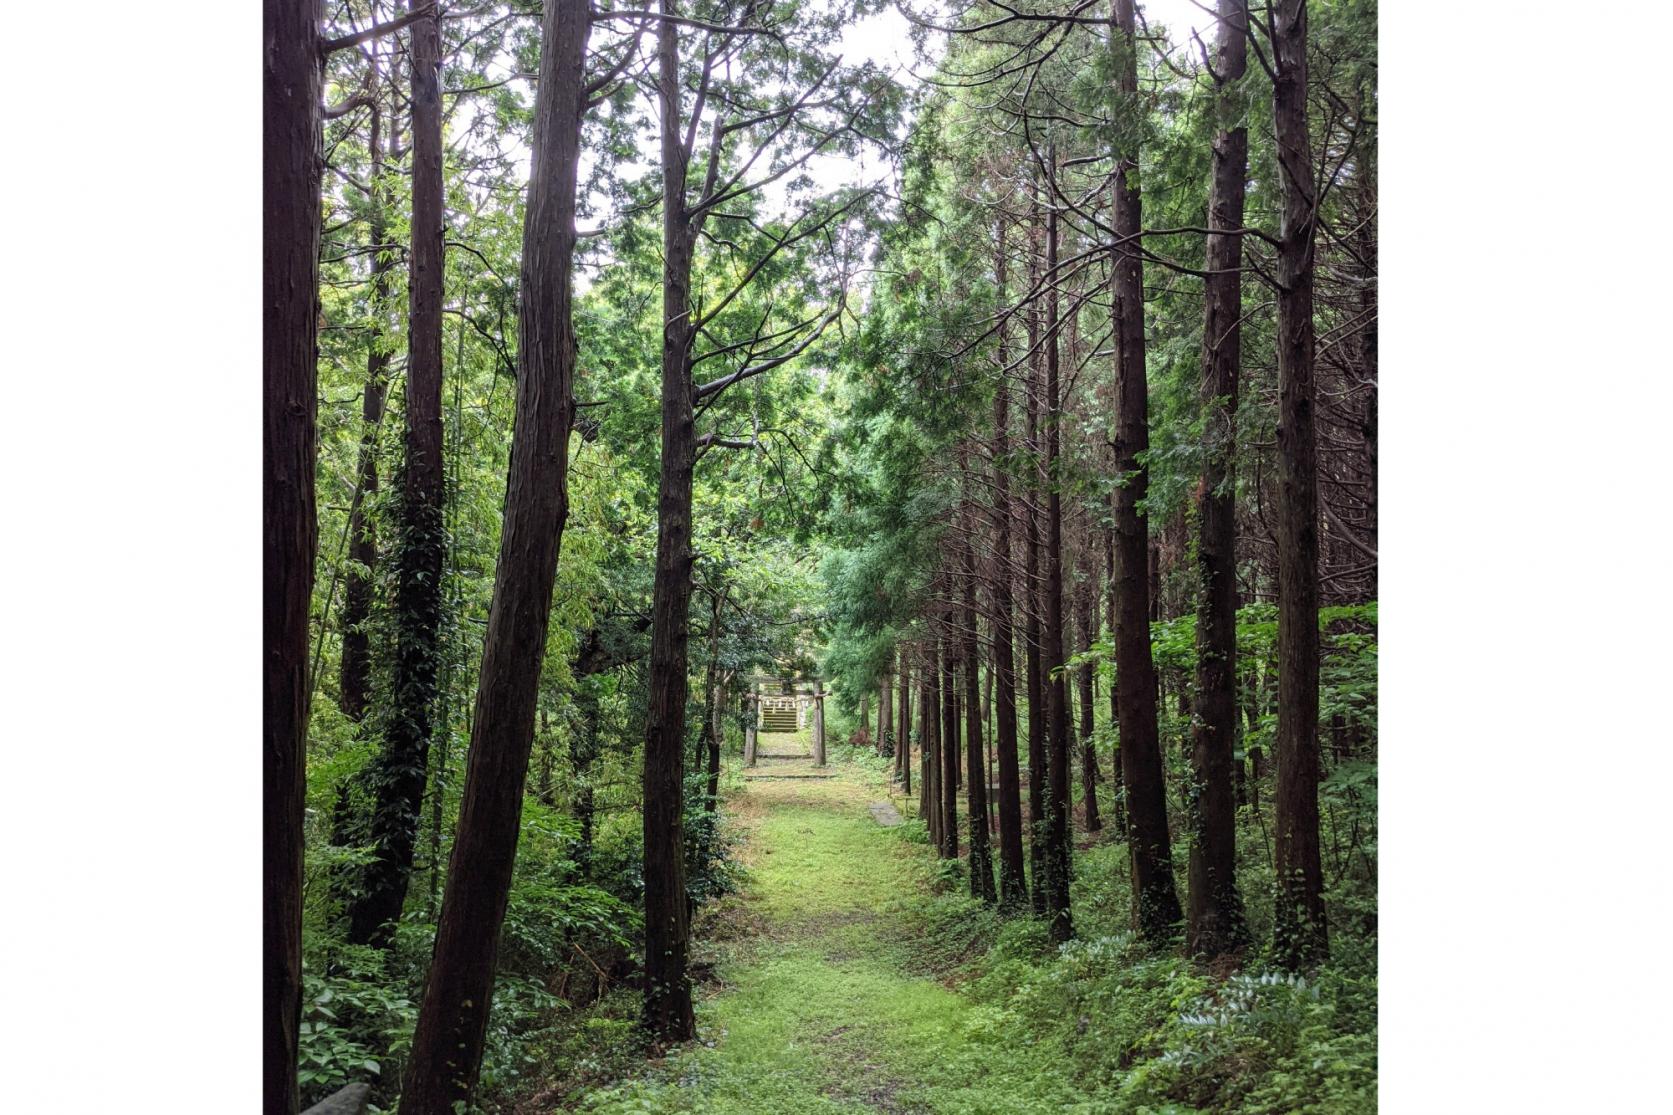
[455,734,1375,1114]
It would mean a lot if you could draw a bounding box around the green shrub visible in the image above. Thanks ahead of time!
[296,947,415,1108]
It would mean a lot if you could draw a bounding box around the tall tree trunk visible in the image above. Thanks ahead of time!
[989,223,1027,911]
[813,680,826,766]
[348,0,447,950]
[706,679,724,810]
[1243,659,1263,814]
[339,87,390,725]
[1272,0,1328,970]
[984,654,995,810]
[743,689,758,768]
[940,635,960,859]
[1186,0,1253,961]
[963,477,996,903]
[898,657,912,790]
[263,0,320,1106]
[398,1,588,1105]
[1357,176,1378,596]
[1040,170,1074,943]
[1149,542,1163,622]
[702,595,724,812]
[536,707,555,806]
[878,675,891,754]
[951,680,962,791]
[1075,587,1101,834]
[643,0,699,1040]
[1110,0,1183,943]
[1104,529,1127,836]
[1023,205,1049,918]
[921,642,940,844]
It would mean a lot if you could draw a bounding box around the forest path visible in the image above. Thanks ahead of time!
[581,730,1082,1114]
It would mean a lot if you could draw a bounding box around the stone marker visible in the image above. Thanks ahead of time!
[303,1083,371,1115]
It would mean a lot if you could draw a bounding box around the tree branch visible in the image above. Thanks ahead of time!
[320,4,435,56]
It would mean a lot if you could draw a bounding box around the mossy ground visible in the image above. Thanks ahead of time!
[541,728,1374,1115]
[576,729,1086,1114]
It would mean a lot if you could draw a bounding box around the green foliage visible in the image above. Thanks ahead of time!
[297,0,1375,1108]
[683,772,747,907]
[296,949,414,1107]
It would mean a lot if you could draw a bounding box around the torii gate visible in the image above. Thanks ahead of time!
[742,674,826,767]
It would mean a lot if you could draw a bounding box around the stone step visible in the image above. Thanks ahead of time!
[868,800,903,827]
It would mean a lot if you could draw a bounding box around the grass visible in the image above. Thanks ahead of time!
[560,728,1374,1114]
[578,730,1089,1114]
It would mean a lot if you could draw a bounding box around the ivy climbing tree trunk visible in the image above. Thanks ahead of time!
[1110,0,1182,943]
[1186,0,1253,961]
[348,0,447,950]
[1272,0,1329,970]
[398,1,589,1106]
[339,81,390,726]
[263,0,321,1107]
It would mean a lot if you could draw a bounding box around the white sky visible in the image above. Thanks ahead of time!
[535,0,1224,284]
[798,0,1220,204]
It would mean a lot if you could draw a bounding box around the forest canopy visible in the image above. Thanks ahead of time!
[262,0,1377,1111]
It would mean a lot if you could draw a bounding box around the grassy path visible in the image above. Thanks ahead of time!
[581,730,1088,1114]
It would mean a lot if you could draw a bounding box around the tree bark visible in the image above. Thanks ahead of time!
[398,1,589,1105]
[707,678,724,808]
[744,687,758,767]
[1243,659,1263,814]
[1040,169,1073,943]
[339,84,390,725]
[921,642,940,845]
[898,657,912,791]
[642,0,699,1040]
[1104,530,1127,837]
[348,0,447,950]
[813,680,827,766]
[1186,0,1253,960]
[878,674,891,755]
[701,595,725,811]
[1110,0,1182,943]
[1357,175,1378,598]
[1271,0,1329,970]
[940,636,960,859]
[1075,587,1101,834]
[1022,205,1049,919]
[989,224,1027,912]
[263,0,321,1107]
[962,473,996,903]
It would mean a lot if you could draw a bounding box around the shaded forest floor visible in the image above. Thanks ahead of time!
[572,728,1086,1113]
[517,728,1375,1114]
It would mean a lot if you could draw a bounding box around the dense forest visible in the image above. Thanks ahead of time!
[263,0,1377,1111]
